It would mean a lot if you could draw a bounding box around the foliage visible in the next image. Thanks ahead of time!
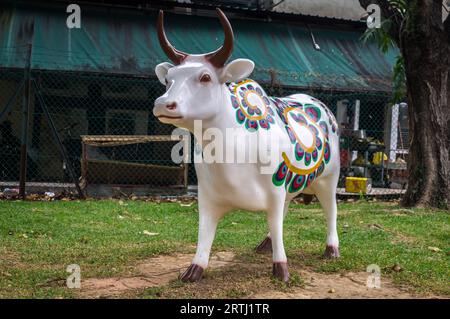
[392,55,407,102]
[361,19,397,54]
[361,17,407,103]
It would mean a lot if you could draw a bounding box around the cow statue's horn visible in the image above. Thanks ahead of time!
[157,8,234,67]
[157,10,188,65]
[206,8,234,68]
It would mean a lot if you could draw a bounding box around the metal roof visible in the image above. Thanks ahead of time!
[0,2,397,92]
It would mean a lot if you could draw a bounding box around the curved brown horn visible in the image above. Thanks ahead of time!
[157,10,188,65]
[207,8,234,68]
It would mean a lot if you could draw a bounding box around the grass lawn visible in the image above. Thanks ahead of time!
[0,199,448,298]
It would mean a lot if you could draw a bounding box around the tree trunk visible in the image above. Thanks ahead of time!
[399,1,450,209]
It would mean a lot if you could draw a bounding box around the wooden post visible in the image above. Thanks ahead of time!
[19,44,32,199]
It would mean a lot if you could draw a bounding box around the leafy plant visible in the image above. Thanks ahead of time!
[360,0,408,103]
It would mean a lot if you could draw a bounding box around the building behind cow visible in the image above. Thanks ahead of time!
[0,0,407,197]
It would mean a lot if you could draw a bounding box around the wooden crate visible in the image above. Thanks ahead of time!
[80,135,189,189]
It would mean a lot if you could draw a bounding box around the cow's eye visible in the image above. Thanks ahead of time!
[200,73,211,83]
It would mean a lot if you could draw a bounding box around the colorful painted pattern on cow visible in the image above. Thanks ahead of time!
[310,97,338,134]
[228,80,275,131]
[272,97,334,193]
[228,80,336,193]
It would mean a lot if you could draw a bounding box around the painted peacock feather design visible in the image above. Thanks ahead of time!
[229,79,336,193]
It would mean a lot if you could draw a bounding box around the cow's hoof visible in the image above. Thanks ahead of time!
[303,194,314,205]
[324,245,340,258]
[180,264,204,282]
[272,262,289,282]
[255,236,272,254]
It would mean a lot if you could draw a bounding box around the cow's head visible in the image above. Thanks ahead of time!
[153,9,254,129]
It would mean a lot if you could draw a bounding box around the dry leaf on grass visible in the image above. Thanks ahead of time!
[368,223,384,231]
[392,264,403,272]
[142,230,159,236]
[180,202,194,207]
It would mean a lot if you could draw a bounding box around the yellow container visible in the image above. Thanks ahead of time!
[345,177,372,194]
[372,152,388,165]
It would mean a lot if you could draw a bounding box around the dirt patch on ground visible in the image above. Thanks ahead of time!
[0,248,25,270]
[79,251,430,299]
[251,270,414,299]
[80,251,235,298]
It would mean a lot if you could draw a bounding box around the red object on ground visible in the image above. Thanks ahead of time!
[340,149,349,167]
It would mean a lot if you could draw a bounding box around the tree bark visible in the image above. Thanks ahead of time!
[400,0,450,209]
[360,0,450,209]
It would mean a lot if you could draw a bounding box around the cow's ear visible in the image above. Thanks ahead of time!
[219,59,255,83]
[155,62,174,85]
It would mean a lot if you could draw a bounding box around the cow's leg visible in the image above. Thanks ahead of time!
[314,185,339,258]
[180,207,225,282]
[267,203,289,282]
[256,201,289,254]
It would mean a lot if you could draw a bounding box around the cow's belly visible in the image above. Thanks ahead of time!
[193,82,340,210]
[195,162,279,212]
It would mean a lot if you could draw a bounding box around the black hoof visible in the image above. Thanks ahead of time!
[272,262,289,282]
[324,245,340,258]
[303,194,314,205]
[180,264,204,282]
[255,236,272,254]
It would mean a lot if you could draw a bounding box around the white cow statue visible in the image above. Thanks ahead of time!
[153,9,340,282]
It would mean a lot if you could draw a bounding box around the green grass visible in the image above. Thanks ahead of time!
[0,199,448,298]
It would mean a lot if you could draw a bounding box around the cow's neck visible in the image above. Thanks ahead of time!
[192,83,241,149]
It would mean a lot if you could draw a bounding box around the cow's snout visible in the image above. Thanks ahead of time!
[153,96,182,121]
[166,102,177,110]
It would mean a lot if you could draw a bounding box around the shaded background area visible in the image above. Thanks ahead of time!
[0,1,407,196]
